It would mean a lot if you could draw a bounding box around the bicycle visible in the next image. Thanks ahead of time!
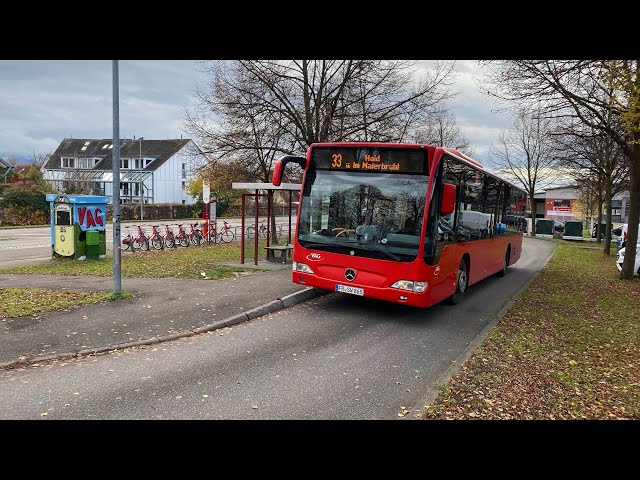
[149,225,164,250]
[162,224,176,249]
[246,219,282,240]
[209,220,235,244]
[130,224,149,251]
[189,223,205,246]
[122,226,133,251]
[175,224,190,247]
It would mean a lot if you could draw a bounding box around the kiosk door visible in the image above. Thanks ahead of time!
[54,204,74,256]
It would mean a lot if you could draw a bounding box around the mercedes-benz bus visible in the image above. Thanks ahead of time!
[272,143,527,308]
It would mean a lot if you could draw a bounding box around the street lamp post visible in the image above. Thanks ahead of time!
[112,60,121,294]
[139,136,144,221]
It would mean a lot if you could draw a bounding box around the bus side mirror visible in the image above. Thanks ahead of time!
[272,155,306,186]
[441,183,456,215]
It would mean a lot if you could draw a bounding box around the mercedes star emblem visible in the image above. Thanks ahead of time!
[345,269,356,281]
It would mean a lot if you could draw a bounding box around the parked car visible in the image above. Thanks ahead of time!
[553,220,564,233]
[618,223,640,249]
[612,226,623,237]
[616,242,640,276]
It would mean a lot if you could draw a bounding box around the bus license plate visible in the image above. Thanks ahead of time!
[335,284,364,296]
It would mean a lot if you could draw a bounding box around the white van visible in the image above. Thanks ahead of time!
[618,223,640,249]
[616,242,640,276]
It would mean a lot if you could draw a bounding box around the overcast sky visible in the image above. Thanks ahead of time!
[0,60,514,165]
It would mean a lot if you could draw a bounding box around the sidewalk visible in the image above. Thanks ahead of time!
[0,266,322,368]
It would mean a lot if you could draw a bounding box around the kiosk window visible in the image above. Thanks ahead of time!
[56,210,71,225]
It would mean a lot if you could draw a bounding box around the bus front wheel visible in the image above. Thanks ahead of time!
[446,260,468,305]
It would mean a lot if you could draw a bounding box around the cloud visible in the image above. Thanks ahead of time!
[0,60,511,165]
[0,60,205,160]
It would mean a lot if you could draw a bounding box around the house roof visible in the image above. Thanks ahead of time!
[43,138,191,171]
[0,157,12,170]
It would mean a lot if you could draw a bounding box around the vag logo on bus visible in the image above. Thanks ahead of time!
[306,253,323,261]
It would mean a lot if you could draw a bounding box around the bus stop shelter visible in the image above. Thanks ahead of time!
[232,182,301,265]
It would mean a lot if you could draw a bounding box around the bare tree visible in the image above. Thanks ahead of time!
[413,106,474,155]
[186,60,455,161]
[574,178,601,229]
[185,60,456,244]
[29,151,49,169]
[489,110,559,236]
[553,122,629,253]
[480,60,639,279]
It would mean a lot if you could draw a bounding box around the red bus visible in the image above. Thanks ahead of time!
[272,143,527,308]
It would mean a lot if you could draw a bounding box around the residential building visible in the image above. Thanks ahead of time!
[42,138,204,204]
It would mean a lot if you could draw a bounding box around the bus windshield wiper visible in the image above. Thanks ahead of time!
[339,239,402,262]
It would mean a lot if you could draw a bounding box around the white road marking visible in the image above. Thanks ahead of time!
[0,244,51,250]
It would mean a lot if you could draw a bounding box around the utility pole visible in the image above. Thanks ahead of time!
[112,60,121,294]
[139,136,144,220]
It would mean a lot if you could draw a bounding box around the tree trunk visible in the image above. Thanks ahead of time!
[529,195,536,236]
[596,188,603,244]
[620,143,640,279]
[604,181,613,256]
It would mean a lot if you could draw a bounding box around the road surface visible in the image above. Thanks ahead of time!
[0,237,554,419]
[0,216,296,267]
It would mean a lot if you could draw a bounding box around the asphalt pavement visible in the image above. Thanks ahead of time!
[0,237,555,419]
[0,266,310,367]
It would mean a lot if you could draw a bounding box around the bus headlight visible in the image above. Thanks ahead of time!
[293,261,314,274]
[390,280,428,292]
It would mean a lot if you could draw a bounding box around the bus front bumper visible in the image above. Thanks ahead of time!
[292,272,431,308]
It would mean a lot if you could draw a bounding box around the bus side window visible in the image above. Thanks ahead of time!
[429,157,458,265]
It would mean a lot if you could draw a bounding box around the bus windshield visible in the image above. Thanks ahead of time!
[298,170,428,262]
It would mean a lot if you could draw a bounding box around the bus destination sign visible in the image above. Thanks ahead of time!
[311,147,427,174]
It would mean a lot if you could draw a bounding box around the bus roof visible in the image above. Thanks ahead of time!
[439,146,526,195]
[308,142,525,195]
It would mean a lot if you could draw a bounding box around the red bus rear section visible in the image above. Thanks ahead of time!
[275,143,526,309]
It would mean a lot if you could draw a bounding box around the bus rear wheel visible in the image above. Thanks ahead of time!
[446,259,468,305]
[497,247,510,277]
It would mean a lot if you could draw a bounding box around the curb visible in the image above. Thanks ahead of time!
[0,286,331,371]
[409,242,557,420]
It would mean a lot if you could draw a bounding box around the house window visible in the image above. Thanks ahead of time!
[133,158,141,170]
[182,200,186,205]
[181,181,186,191]
[120,158,129,169]
[120,182,130,196]
[144,158,154,168]
[80,141,90,152]
[181,163,186,178]
[77,157,97,169]
[61,157,75,168]
[108,144,113,149]
[102,144,109,150]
